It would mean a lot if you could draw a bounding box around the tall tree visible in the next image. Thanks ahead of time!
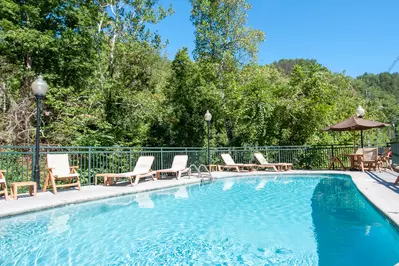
[190,0,265,145]
[190,0,264,63]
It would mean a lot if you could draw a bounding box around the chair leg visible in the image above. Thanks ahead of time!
[134,175,141,185]
[4,187,8,201]
[336,158,346,170]
[13,185,18,200]
[76,178,81,190]
[328,160,333,170]
[50,176,57,194]
[43,173,50,192]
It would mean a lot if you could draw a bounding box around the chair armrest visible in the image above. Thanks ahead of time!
[70,166,79,169]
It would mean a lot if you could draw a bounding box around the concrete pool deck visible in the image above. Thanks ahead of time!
[0,170,399,227]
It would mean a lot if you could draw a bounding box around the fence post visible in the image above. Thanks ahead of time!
[331,145,334,170]
[161,148,163,170]
[88,147,92,185]
[304,147,309,169]
[129,148,132,171]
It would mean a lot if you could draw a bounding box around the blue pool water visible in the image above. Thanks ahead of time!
[0,175,399,265]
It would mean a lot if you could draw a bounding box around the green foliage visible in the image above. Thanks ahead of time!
[190,0,265,64]
[0,0,396,148]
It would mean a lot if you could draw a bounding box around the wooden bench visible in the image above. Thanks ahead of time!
[207,164,221,172]
[10,181,37,200]
[95,173,117,186]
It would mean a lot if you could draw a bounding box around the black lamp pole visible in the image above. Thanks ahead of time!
[34,95,43,189]
[204,110,212,166]
[31,75,48,189]
[207,120,210,166]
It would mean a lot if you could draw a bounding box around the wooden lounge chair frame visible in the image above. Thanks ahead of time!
[98,156,156,186]
[43,154,81,194]
[327,152,346,170]
[156,155,191,180]
[254,152,292,171]
[220,154,257,172]
[0,170,9,200]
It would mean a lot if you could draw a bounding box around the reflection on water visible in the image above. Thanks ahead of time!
[135,193,155,209]
[223,180,234,191]
[311,177,399,265]
[256,180,267,190]
[156,187,189,199]
[174,186,188,199]
[48,213,70,234]
[365,225,371,236]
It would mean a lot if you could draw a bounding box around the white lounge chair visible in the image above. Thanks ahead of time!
[254,152,292,171]
[220,154,257,172]
[156,155,190,180]
[99,156,156,186]
[44,154,81,194]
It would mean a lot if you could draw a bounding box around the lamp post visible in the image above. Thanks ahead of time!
[356,105,365,147]
[31,76,49,189]
[204,110,212,166]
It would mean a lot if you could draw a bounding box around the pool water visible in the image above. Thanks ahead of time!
[1,175,399,265]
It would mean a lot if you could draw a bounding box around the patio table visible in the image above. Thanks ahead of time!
[345,153,363,170]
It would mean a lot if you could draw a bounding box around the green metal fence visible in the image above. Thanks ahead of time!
[0,144,389,187]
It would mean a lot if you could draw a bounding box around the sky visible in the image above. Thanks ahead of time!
[151,0,399,77]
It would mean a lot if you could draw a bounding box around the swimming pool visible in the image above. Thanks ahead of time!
[0,174,399,265]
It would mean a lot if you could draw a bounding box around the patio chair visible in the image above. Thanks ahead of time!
[378,147,393,171]
[327,152,346,170]
[156,155,190,180]
[254,152,292,171]
[99,156,156,186]
[44,154,81,194]
[0,170,9,200]
[220,154,257,172]
[357,148,380,172]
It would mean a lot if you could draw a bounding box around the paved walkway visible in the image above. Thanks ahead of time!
[0,170,398,227]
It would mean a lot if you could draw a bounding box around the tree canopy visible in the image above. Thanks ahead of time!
[0,0,396,147]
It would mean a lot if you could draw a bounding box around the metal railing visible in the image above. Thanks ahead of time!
[0,143,390,187]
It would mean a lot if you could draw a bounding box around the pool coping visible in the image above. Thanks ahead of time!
[0,170,398,229]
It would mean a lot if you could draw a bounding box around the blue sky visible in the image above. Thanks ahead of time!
[152,0,399,77]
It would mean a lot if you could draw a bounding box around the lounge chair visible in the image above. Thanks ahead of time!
[99,156,156,186]
[156,155,190,180]
[357,148,380,172]
[220,154,257,172]
[0,170,9,200]
[254,152,292,171]
[44,154,81,194]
